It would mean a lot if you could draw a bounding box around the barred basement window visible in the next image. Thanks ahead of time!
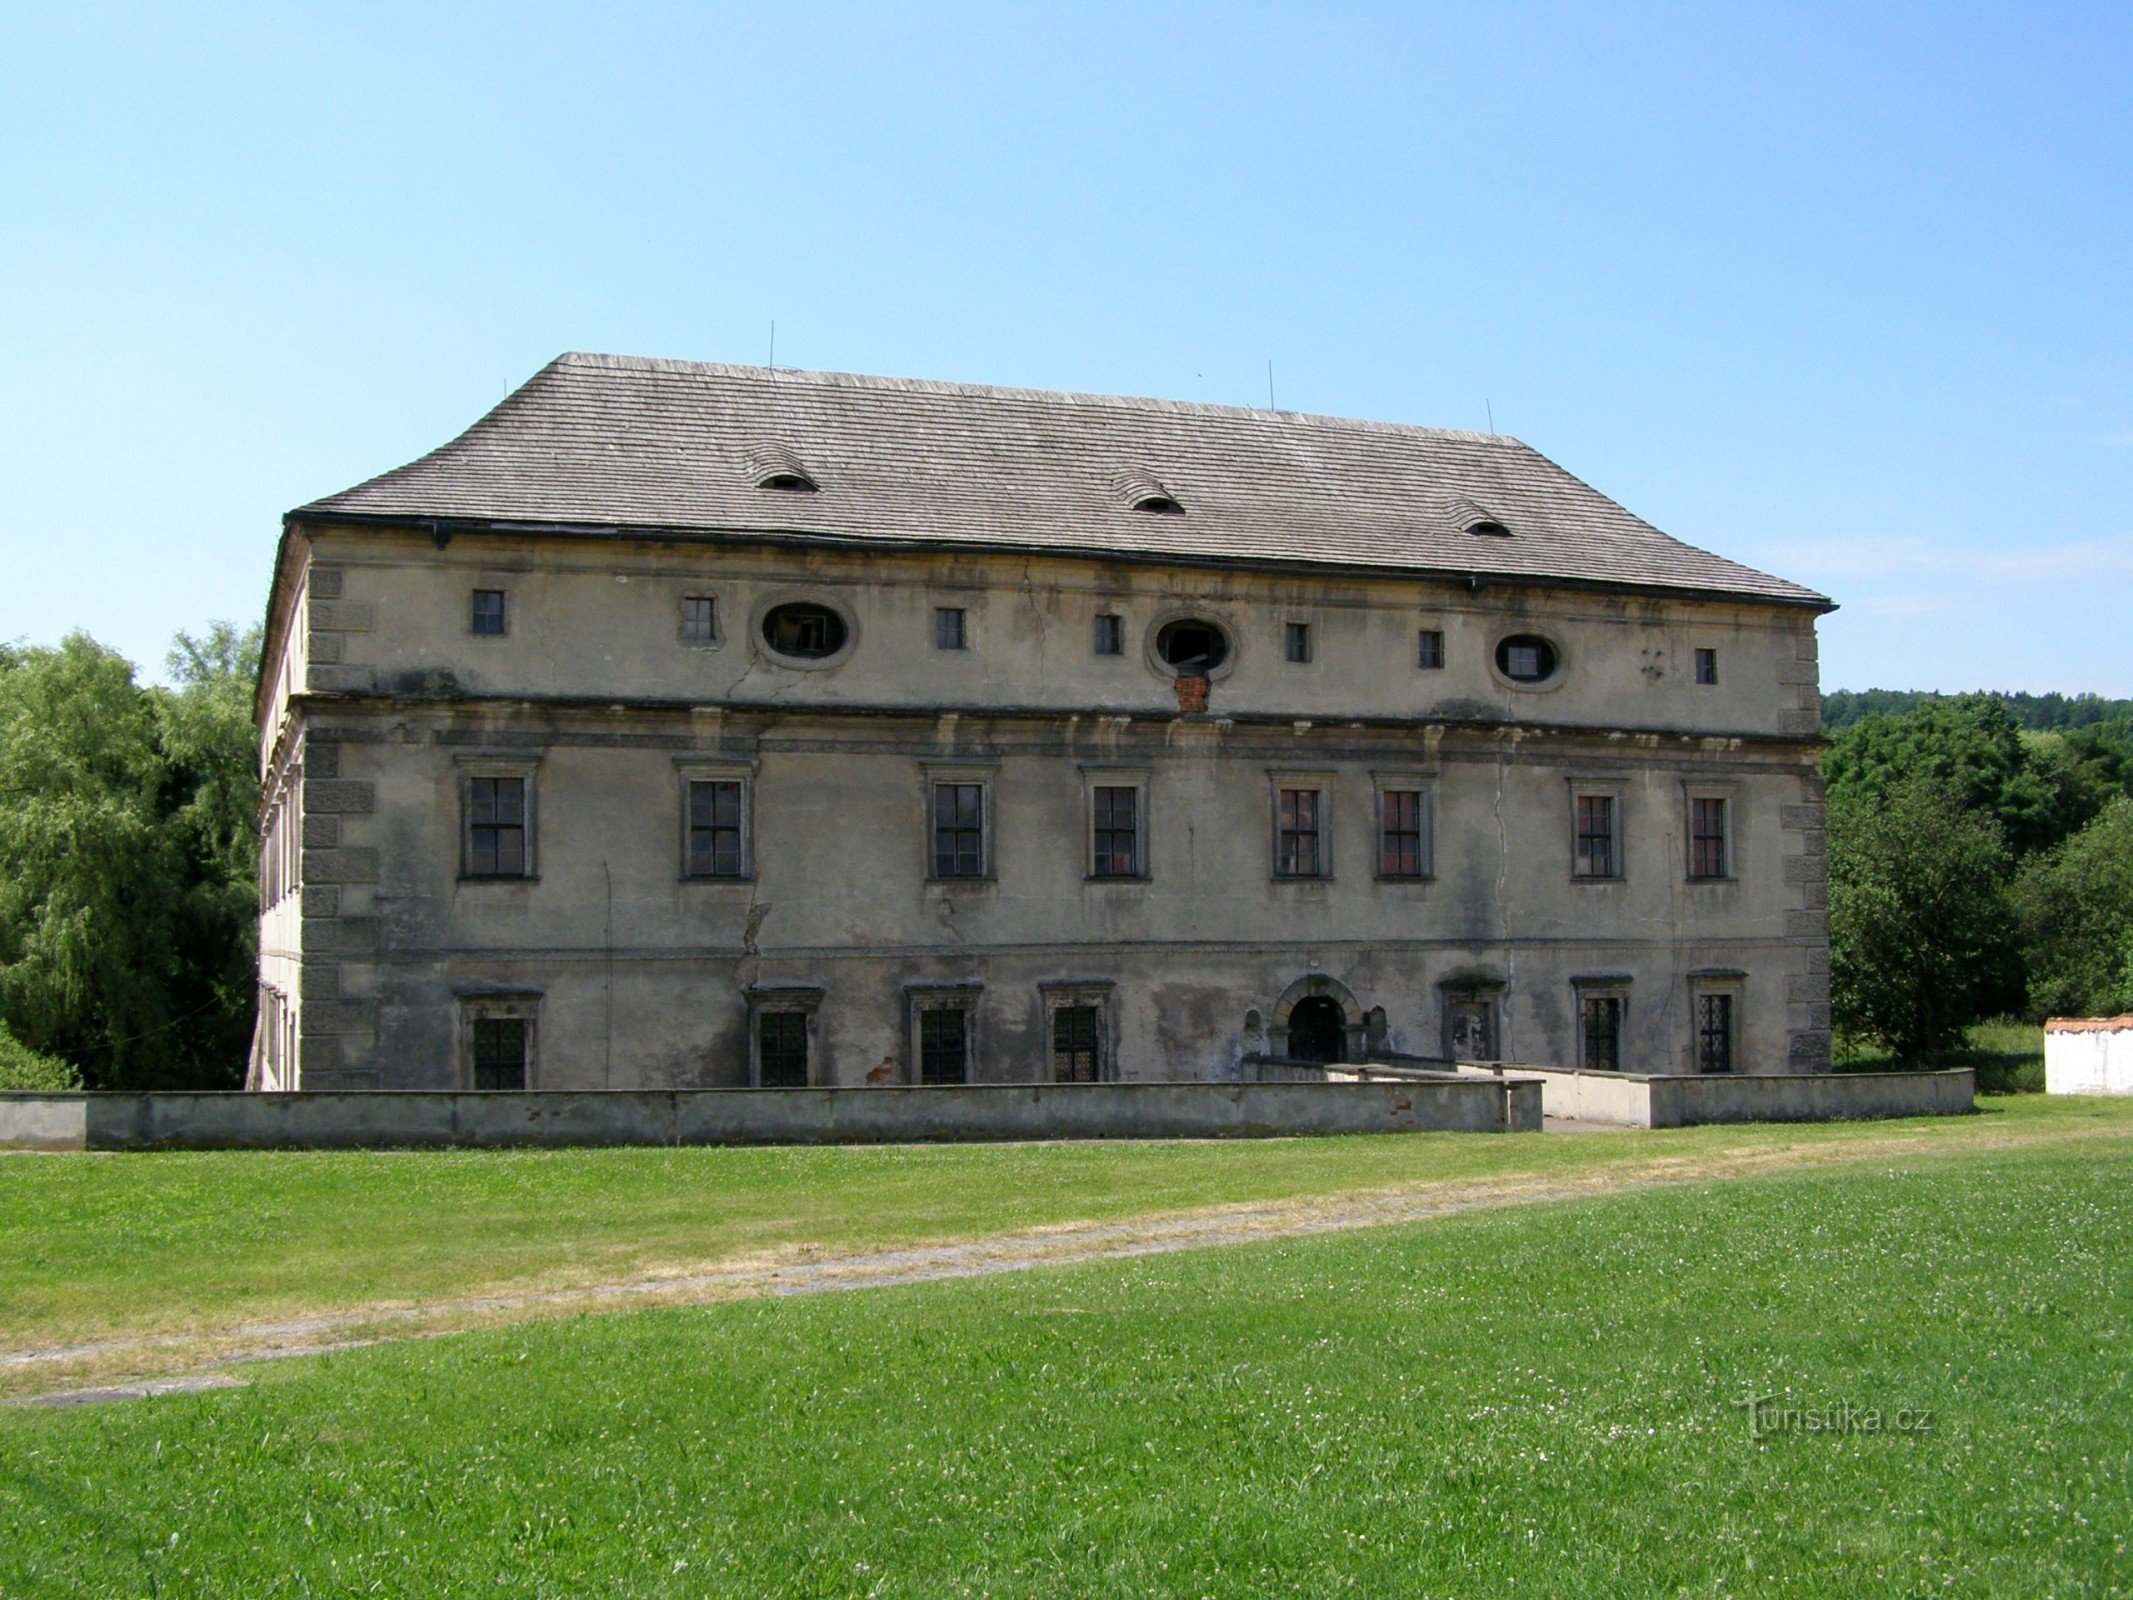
[1689,797,1730,879]
[934,607,967,651]
[471,589,507,637]
[932,783,986,879]
[1052,1004,1103,1083]
[1276,787,1326,879]
[1696,993,1734,1073]
[756,1012,808,1088]
[1093,614,1124,656]
[687,780,745,878]
[1574,794,1618,879]
[919,1006,969,1085]
[1092,785,1141,878]
[1378,789,1426,878]
[472,1017,527,1091]
[466,776,527,878]
[1417,628,1445,670]
[680,595,718,646]
[1581,995,1623,1072]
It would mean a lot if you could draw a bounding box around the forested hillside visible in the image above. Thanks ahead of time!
[1823,688,2133,732]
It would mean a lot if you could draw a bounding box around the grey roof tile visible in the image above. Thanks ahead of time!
[297,353,1828,607]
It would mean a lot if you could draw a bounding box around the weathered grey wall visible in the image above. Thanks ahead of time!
[258,527,1830,1093]
[1,1078,1541,1151]
[1505,1067,1973,1126]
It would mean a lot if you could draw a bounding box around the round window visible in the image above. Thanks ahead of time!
[1495,633,1559,684]
[1154,618,1230,675]
[761,602,849,660]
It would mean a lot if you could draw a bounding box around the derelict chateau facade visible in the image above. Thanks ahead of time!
[251,355,1833,1093]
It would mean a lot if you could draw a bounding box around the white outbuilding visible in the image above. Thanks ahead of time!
[2045,1016,2133,1095]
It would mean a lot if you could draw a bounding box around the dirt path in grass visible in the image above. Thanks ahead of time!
[6,1118,2121,1406]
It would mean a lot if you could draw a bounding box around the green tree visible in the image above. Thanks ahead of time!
[0,626,261,1090]
[1824,695,2087,856]
[2013,796,2133,1020]
[0,1017,80,1090]
[153,624,263,1082]
[1828,772,2024,1058]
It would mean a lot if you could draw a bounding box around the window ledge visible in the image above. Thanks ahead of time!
[458,874,540,885]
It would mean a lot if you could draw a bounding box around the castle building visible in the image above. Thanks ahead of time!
[252,355,1833,1092]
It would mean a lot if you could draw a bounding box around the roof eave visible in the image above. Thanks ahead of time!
[282,507,1837,614]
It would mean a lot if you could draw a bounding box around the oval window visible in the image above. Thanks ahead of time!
[1155,618,1230,674]
[1496,634,1559,683]
[761,602,849,660]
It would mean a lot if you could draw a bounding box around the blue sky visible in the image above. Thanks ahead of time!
[3,3,2128,692]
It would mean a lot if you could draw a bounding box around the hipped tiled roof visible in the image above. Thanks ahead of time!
[297,353,1828,607]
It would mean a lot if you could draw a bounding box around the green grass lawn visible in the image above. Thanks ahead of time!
[2,1096,2122,1373]
[4,1128,2128,1597]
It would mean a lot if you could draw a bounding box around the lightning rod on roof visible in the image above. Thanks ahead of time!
[1267,359,1275,411]
[1486,399,1494,433]
[769,321,776,372]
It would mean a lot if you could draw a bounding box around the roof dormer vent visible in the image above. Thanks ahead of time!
[1439,494,1510,537]
[1115,470,1184,516]
[747,445,819,493]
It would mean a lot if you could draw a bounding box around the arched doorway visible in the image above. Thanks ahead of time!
[1287,995,1347,1064]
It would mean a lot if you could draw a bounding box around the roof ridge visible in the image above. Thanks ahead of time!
[553,351,1514,445]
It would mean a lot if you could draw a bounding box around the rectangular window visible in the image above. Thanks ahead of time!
[687,779,745,878]
[1285,622,1312,663]
[471,1017,527,1090]
[1276,787,1325,878]
[471,589,507,637]
[756,1012,808,1088]
[1574,795,1618,879]
[1378,789,1425,878]
[1418,628,1445,670]
[919,1007,968,1085]
[1696,993,1734,1073]
[1092,785,1141,878]
[680,595,718,645]
[1093,614,1124,656]
[934,607,967,650]
[1689,797,1730,879]
[1052,1004,1103,1083]
[1694,647,1718,685]
[1581,996,1623,1072]
[932,782,986,878]
[466,775,527,878]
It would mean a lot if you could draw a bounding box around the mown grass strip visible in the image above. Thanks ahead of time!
[3,1134,2127,1596]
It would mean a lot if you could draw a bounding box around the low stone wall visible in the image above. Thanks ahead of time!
[1497,1066,1974,1127]
[0,1077,1541,1152]
[2045,1017,2133,1095]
